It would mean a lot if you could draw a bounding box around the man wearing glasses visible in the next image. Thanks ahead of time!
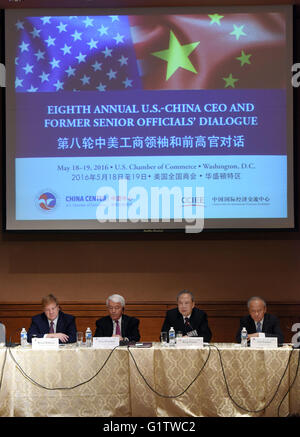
[94,294,140,343]
[27,294,77,343]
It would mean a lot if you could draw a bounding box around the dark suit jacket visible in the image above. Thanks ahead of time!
[27,311,77,343]
[236,313,284,344]
[161,307,212,343]
[94,314,140,342]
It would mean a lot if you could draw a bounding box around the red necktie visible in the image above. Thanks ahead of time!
[49,321,54,333]
[115,320,121,336]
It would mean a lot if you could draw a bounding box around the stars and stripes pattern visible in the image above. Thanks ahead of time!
[15,15,142,92]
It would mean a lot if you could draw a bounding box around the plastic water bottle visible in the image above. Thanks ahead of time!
[241,327,248,347]
[20,328,27,347]
[85,327,92,347]
[169,326,176,346]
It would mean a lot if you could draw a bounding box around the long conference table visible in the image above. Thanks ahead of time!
[0,343,299,417]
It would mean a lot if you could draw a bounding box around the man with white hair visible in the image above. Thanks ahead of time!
[236,296,284,344]
[94,294,140,342]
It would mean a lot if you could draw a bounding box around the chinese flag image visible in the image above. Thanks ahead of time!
[130,12,286,90]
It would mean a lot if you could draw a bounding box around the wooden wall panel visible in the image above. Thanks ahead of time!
[1,301,299,344]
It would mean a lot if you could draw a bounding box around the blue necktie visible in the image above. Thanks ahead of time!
[257,321,262,333]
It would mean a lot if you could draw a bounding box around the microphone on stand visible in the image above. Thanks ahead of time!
[184,318,198,337]
[5,329,21,347]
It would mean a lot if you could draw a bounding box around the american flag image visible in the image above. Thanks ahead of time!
[14,12,286,93]
[14,15,142,92]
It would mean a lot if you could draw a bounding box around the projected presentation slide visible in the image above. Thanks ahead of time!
[4,6,294,230]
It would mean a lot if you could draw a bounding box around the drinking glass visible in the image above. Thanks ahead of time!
[160,331,168,346]
[76,331,83,347]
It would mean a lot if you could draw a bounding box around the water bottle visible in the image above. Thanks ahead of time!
[85,327,92,347]
[169,326,176,346]
[241,327,248,347]
[20,328,27,347]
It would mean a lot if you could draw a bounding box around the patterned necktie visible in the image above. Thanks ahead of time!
[115,320,121,336]
[257,321,262,333]
[49,321,54,333]
[184,317,192,332]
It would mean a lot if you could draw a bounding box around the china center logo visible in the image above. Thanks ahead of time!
[38,192,57,211]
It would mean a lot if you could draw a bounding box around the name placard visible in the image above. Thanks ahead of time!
[93,337,120,349]
[176,337,204,348]
[32,337,59,350]
[250,337,278,348]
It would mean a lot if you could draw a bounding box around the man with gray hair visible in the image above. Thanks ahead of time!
[94,294,140,342]
[236,296,284,344]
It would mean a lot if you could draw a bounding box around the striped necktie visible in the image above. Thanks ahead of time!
[49,321,54,333]
[184,317,192,332]
[256,321,262,333]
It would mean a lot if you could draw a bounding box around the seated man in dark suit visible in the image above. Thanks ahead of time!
[27,294,77,343]
[161,290,212,342]
[94,294,140,343]
[236,296,284,344]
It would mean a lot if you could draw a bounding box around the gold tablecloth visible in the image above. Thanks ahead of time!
[0,344,299,417]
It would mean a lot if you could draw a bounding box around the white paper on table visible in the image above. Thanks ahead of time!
[32,337,59,350]
[92,337,120,349]
[176,337,204,348]
[250,337,278,348]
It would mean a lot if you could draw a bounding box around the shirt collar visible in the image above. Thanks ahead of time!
[48,316,58,326]
[255,318,264,327]
[113,316,122,324]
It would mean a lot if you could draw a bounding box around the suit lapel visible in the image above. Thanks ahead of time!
[56,311,63,333]
[248,316,257,334]
[107,317,114,336]
[262,314,269,332]
[189,308,197,330]
[176,310,185,331]
[42,313,51,333]
[121,315,127,337]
